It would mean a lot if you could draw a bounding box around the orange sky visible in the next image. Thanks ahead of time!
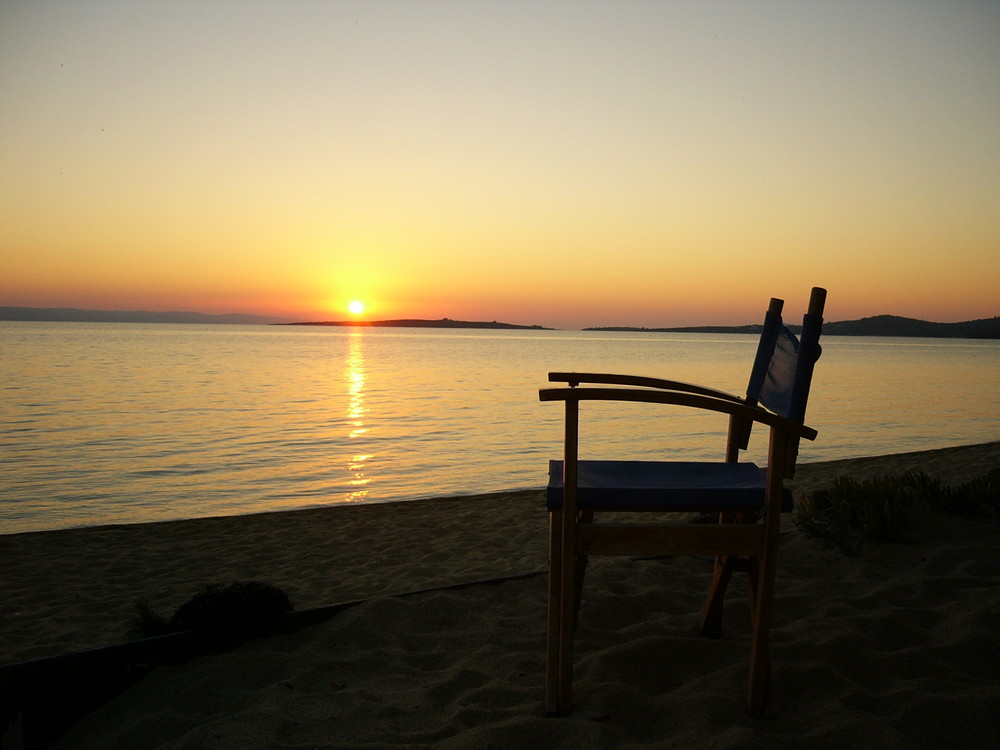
[2,1,998,328]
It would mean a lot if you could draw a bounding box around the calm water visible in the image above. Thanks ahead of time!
[2,322,998,533]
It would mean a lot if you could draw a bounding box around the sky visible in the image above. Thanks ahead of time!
[2,0,998,328]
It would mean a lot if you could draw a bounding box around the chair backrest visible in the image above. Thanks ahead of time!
[733,288,826,453]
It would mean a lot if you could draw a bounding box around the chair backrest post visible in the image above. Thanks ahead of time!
[730,297,785,455]
[807,287,827,317]
[786,286,826,425]
[781,286,826,476]
[562,398,580,518]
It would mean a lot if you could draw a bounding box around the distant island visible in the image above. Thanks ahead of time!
[281,318,552,330]
[0,307,289,325]
[587,315,1000,339]
[821,315,1000,339]
[0,307,549,330]
[588,325,769,335]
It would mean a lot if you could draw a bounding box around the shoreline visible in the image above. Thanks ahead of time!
[2,441,996,668]
[5,439,997,540]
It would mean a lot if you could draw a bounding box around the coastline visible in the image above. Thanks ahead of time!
[2,441,998,749]
[1,441,997,668]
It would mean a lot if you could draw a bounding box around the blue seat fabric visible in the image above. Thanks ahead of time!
[547,459,793,513]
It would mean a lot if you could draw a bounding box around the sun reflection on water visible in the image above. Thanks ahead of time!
[345,333,370,501]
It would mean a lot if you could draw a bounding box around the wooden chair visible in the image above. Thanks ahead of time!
[540,287,826,717]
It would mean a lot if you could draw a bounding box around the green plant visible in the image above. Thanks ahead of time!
[796,474,910,552]
[795,488,865,555]
[796,468,1000,552]
[900,471,946,506]
[955,468,1000,519]
[906,467,1000,517]
[832,475,910,542]
[130,598,170,638]
[130,581,293,638]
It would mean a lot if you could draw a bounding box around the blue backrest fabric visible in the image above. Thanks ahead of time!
[747,309,823,424]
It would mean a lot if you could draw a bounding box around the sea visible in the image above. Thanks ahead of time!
[2,321,998,534]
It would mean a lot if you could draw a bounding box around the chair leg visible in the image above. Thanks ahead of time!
[699,554,735,637]
[745,556,761,616]
[747,519,780,717]
[556,507,578,715]
[572,552,589,630]
[699,511,747,636]
[546,507,578,715]
[571,510,593,628]
[747,554,775,717]
[545,511,563,715]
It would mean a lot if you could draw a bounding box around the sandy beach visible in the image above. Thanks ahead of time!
[2,441,998,748]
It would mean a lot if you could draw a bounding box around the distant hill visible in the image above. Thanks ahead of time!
[0,308,549,329]
[588,325,766,334]
[821,315,1000,339]
[283,318,552,330]
[0,307,290,325]
[587,315,1000,339]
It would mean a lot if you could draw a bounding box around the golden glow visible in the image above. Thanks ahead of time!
[2,4,998,328]
[348,300,365,315]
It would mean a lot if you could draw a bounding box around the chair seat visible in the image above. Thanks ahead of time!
[546,459,793,512]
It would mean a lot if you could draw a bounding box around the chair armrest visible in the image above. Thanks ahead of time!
[548,372,744,404]
[539,386,818,441]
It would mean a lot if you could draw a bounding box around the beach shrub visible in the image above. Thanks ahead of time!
[832,475,911,543]
[796,475,911,552]
[899,471,946,506]
[795,489,864,556]
[955,468,1000,520]
[796,469,1000,552]
[131,581,293,638]
[906,468,1000,518]
[131,598,171,638]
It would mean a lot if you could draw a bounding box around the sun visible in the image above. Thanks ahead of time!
[348,300,365,315]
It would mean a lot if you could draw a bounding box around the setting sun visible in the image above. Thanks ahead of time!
[348,300,365,315]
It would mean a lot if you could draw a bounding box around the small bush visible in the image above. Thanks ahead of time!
[130,598,170,638]
[899,471,946,506]
[795,489,864,555]
[131,581,293,638]
[956,468,1000,519]
[832,475,910,542]
[796,468,1000,552]
[795,474,913,553]
[910,467,1000,518]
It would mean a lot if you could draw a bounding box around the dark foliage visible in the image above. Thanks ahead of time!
[131,581,293,638]
[796,469,999,554]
